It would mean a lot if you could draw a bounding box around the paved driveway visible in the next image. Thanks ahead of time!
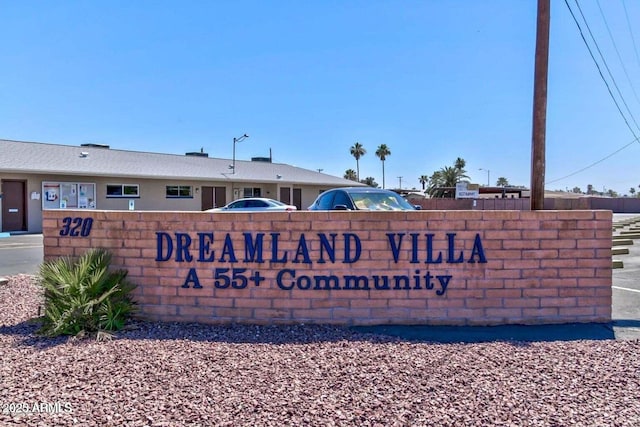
[611,214,640,339]
[0,233,43,275]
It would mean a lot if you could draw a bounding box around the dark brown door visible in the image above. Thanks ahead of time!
[1,180,27,232]
[201,186,227,210]
[280,187,291,204]
[293,188,302,210]
[214,186,226,208]
[201,186,214,210]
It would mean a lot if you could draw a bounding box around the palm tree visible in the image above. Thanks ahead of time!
[454,157,466,171]
[375,144,391,189]
[361,177,378,187]
[440,166,464,187]
[350,142,366,181]
[344,169,357,181]
[630,187,636,197]
[496,177,509,187]
[419,175,429,191]
[426,171,443,197]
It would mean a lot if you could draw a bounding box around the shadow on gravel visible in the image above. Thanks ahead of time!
[2,320,403,347]
[0,320,68,349]
[2,319,628,348]
[352,322,618,344]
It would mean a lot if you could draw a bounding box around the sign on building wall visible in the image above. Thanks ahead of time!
[455,182,479,199]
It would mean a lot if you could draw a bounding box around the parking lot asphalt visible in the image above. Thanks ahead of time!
[0,233,44,275]
[2,214,640,342]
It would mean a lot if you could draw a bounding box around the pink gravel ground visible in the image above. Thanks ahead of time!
[1,274,640,426]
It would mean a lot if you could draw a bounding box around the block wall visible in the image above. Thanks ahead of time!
[42,210,612,326]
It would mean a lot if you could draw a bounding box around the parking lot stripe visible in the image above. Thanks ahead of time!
[613,286,640,294]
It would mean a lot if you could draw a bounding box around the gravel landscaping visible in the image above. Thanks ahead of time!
[1,274,640,426]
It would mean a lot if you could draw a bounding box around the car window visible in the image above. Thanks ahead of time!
[350,192,415,210]
[316,191,336,210]
[246,200,266,208]
[228,201,244,209]
[351,193,372,210]
[332,191,352,209]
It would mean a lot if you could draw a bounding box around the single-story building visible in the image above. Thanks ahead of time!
[0,139,361,233]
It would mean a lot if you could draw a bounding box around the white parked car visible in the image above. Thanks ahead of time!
[207,198,297,212]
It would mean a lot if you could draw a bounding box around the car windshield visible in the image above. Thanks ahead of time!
[350,192,416,210]
[270,200,286,206]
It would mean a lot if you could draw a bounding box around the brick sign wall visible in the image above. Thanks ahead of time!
[42,210,612,326]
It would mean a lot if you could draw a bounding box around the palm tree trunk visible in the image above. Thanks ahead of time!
[382,161,385,189]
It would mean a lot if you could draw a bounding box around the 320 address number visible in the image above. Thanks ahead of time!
[59,217,93,237]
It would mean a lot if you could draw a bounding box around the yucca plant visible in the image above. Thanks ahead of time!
[37,248,136,338]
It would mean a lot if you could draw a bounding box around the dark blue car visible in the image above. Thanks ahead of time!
[308,187,420,211]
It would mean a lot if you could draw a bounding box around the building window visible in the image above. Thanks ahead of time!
[42,182,96,210]
[243,187,261,198]
[166,185,193,198]
[106,184,140,198]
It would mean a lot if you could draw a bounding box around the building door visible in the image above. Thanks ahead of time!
[201,186,214,210]
[293,188,302,210]
[279,187,291,204]
[201,186,227,210]
[214,186,226,208]
[1,180,27,232]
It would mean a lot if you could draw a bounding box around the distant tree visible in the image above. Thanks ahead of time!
[361,177,378,187]
[630,187,636,197]
[607,189,618,197]
[375,144,391,189]
[496,177,509,187]
[430,171,443,186]
[587,184,594,195]
[425,158,470,197]
[572,186,582,194]
[419,175,429,191]
[349,142,366,181]
[344,169,357,181]
[440,166,469,187]
[426,171,443,196]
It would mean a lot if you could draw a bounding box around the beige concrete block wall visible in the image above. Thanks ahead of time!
[42,209,613,326]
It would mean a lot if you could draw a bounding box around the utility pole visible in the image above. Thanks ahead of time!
[530,0,550,210]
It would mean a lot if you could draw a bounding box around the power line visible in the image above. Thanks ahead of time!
[545,136,640,184]
[546,1,640,186]
[596,0,640,107]
[572,0,640,135]
[563,0,640,141]
[621,0,640,71]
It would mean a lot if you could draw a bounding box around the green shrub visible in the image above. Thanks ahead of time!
[37,248,137,338]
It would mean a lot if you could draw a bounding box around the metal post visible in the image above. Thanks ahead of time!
[232,134,249,174]
[479,168,490,186]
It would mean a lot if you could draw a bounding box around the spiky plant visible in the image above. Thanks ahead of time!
[37,248,136,338]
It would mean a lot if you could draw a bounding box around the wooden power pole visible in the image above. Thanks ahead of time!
[531,0,550,210]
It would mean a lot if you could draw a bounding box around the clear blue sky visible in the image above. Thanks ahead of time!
[2,1,640,195]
